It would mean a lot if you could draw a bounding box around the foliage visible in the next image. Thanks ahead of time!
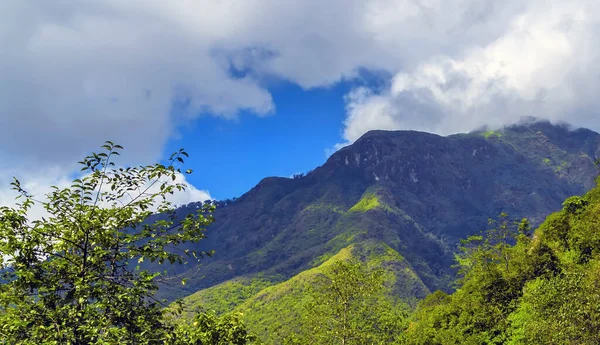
[176,275,278,317]
[169,310,261,345]
[214,242,422,344]
[283,259,408,345]
[348,194,381,213]
[0,142,256,344]
[507,260,600,344]
[561,195,588,214]
[406,214,536,344]
[481,131,503,139]
[233,246,358,343]
[405,182,600,344]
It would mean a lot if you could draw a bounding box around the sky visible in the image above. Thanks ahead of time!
[2,0,600,208]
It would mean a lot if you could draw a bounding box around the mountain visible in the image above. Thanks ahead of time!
[159,119,600,314]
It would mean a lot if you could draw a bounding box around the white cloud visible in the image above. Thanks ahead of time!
[156,172,212,208]
[0,0,275,167]
[0,166,73,220]
[339,0,600,145]
[0,167,211,221]
[0,0,540,166]
[3,0,600,200]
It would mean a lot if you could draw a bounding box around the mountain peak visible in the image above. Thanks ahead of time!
[331,119,600,173]
[471,117,599,146]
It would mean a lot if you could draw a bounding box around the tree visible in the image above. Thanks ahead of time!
[171,310,261,345]
[406,215,542,345]
[507,261,600,345]
[0,142,255,344]
[285,259,407,345]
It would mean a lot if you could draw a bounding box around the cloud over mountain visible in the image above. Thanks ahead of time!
[1,0,600,201]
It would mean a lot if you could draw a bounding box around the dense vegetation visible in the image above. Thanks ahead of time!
[403,184,600,344]
[234,241,421,343]
[3,121,600,344]
[0,143,257,344]
[188,179,600,344]
[282,258,408,345]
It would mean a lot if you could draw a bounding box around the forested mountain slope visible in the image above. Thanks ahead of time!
[406,177,600,344]
[160,119,600,306]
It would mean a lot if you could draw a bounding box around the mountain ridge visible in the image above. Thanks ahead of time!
[159,119,600,309]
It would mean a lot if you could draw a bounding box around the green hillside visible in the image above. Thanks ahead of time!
[175,275,281,318]
[155,120,600,343]
[175,178,600,344]
[159,120,600,306]
[405,180,600,344]
[5,120,600,344]
[178,240,428,343]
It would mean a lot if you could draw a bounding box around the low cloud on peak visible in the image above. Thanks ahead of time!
[2,0,600,199]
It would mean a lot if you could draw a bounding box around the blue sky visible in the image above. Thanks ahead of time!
[164,70,392,200]
[2,0,600,212]
[164,81,351,200]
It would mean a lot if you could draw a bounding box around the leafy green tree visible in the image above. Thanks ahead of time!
[406,215,554,345]
[455,213,528,278]
[169,310,261,345]
[507,260,600,344]
[285,259,407,345]
[504,186,600,344]
[0,142,255,344]
[406,193,600,345]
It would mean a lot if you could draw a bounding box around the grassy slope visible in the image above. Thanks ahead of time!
[175,274,281,318]
[177,239,429,343]
[235,240,428,343]
[232,189,451,290]
[349,193,381,212]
